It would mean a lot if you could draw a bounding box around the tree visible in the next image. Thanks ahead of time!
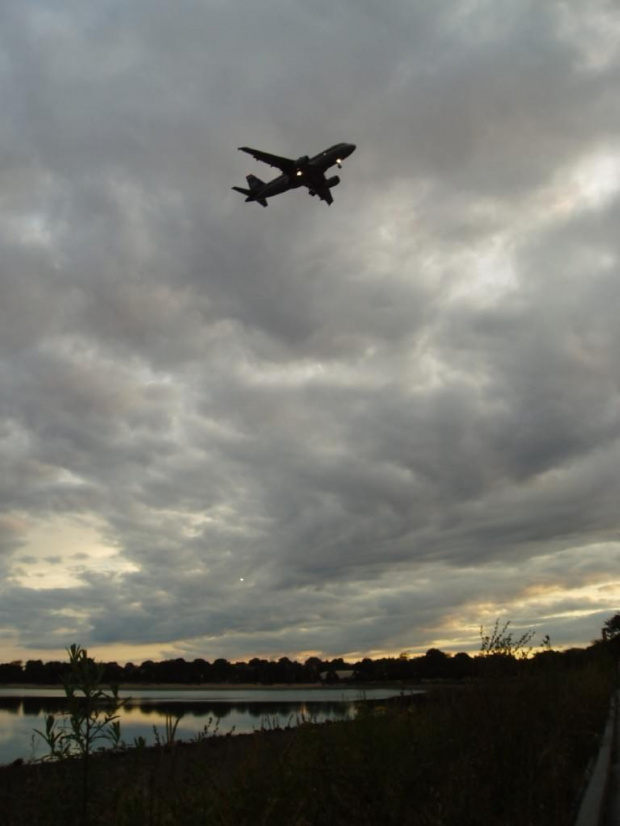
[602,613,620,657]
[452,652,474,679]
[0,661,23,682]
[24,660,46,684]
[422,648,450,679]
[303,657,324,682]
[602,613,620,640]
[212,658,234,682]
[479,620,535,658]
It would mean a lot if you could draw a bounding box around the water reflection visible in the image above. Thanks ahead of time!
[0,696,352,720]
[0,697,21,715]
[0,686,408,765]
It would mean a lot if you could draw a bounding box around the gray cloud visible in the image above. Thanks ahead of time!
[1,0,619,662]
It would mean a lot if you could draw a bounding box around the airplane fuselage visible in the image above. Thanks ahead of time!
[233,142,356,206]
[262,143,355,197]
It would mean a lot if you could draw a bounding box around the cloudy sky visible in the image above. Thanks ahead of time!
[1,0,619,665]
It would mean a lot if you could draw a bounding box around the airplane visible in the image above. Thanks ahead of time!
[232,142,356,207]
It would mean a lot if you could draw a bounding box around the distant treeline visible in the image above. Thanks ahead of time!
[1,637,616,686]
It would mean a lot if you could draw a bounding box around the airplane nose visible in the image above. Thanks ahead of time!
[347,144,356,155]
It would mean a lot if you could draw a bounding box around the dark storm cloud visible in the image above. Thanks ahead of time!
[1,0,619,660]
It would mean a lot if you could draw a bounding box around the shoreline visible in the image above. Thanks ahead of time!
[0,681,410,692]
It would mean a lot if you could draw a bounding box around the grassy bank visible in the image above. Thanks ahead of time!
[0,662,614,825]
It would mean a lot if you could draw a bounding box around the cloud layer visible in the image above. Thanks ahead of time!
[1,0,619,662]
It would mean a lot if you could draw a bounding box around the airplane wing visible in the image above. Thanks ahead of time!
[238,147,296,174]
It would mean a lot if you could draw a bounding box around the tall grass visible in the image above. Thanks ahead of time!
[195,665,611,826]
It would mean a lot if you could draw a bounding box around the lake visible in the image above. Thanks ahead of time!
[0,686,409,765]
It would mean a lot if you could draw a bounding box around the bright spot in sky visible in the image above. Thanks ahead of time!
[239,577,244,582]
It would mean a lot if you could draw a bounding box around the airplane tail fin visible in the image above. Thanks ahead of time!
[231,174,268,207]
[246,174,265,190]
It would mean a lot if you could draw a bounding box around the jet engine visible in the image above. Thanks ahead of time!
[326,175,340,188]
[293,155,310,178]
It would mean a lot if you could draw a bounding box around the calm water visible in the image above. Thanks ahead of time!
[0,686,408,765]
